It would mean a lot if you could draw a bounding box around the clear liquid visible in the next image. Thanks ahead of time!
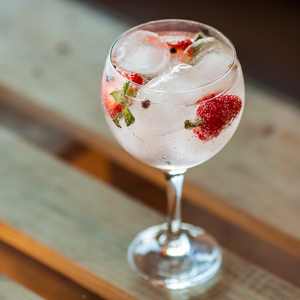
[102,30,245,171]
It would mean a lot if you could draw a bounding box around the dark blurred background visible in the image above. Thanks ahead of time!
[81,0,300,102]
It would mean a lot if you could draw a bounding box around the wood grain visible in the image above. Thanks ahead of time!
[0,100,73,154]
[0,0,300,263]
[0,240,103,300]
[71,149,112,183]
[0,127,300,300]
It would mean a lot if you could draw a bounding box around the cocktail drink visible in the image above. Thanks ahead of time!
[101,20,244,289]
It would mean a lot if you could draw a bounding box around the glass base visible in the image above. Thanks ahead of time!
[128,223,222,290]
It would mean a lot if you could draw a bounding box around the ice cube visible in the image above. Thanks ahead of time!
[144,63,209,92]
[136,63,210,106]
[124,64,207,136]
[194,50,232,81]
[112,30,172,80]
[170,55,182,67]
[186,37,233,81]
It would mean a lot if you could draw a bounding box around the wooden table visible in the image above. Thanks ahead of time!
[0,126,299,300]
[0,0,299,298]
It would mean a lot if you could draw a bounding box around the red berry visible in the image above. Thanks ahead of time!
[101,73,123,119]
[163,38,193,63]
[193,94,242,141]
[166,39,193,51]
[117,69,143,85]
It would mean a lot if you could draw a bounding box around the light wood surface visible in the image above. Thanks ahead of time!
[0,127,300,300]
[0,273,43,300]
[0,0,300,264]
[0,240,103,300]
[0,100,73,155]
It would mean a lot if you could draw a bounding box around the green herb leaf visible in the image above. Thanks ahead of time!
[194,33,203,42]
[113,113,122,128]
[184,120,195,129]
[110,90,126,105]
[184,118,203,129]
[127,87,138,98]
[110,81,137,128]
[123,108,135,126]
[123,81,130,95]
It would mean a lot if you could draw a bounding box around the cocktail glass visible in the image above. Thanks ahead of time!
[101,19,244,290]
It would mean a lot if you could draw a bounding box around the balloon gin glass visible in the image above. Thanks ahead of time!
[101,19,244,289]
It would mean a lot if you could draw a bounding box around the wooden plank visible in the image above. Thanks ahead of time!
[0,0,300,261]
[0,127,300,300]
[0,101,73,154]
[0,274,43,300]
[0,0,130,141]
[72,150,112,183]
[0,240,103,300]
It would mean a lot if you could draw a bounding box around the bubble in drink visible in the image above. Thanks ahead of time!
[111,30,172,80]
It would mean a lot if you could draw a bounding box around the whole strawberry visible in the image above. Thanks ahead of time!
[185,94,242,141]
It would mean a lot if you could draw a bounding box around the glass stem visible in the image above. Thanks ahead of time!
[163,170,187,240]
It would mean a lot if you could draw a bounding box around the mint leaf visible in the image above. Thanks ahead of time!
[110,81,136,128]
[123,81,130,95]
[123,81,138,99]
[123,108,135,126]
[194,33,203,42]
[113,113,122,128]
[184,118,203,129]
[110,90,126,105]
[127,87,138,98]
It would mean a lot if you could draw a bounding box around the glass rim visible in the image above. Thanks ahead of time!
[108,19,237,94]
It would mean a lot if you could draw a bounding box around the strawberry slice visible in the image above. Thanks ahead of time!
[159,33,194,62]
[166,38,193,62]
[185,94,242,141]
[166,39,193,51]
[101,73,136,127]
[101,74,123,119]
[117,69,144,85]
